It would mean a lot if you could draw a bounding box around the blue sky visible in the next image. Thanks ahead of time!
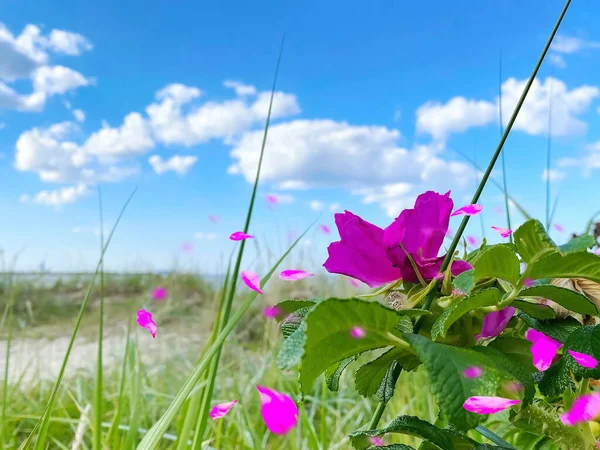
[1,0,599,273]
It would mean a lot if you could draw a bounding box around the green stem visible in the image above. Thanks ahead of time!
[366,0,572,430]
[93,187,105,450]
[475,425,516,449]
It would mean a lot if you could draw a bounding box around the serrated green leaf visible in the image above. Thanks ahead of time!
[354,348,419,398]
[513,220,559,263]
[487,337,535,372]
[395,309,433,318]
[325,356,356,392]
[536,361,572,398]
[277,320,307,369]
[519,285,598,316]
[473,245,521,284]
[453,270,475,295]
[562,325,600,379]
[404,334,520,430]
[280,306,312,338]
[526,252,600,284]
[431,289,501,341]
[274,298,323,321]
[510,300,556,320]
[559,235,597,254]
[349,415,452,450]
[517,313,581,343]
[299,298,408,393]
[376,445,416,450]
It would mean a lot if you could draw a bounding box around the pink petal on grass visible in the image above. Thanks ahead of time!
[152,287,167,301]
[241,271,263,294]
[230,231,254,241]
[256,385,298,435]
[209,400,238,420]
[350,326,366,339]
[451,204,483,217]
[553,223,565,233]
[320,224,331,234]
[264,306,281,319]
[463,366,484,378]
[491,226,513,238]
[136,309,157,338]
[568,350,599,369]
[525,328,563,371]
[467,235,478,246]
[368,436,385,447]
[463,396,520,414]
[560,392,600,426]
[280,270,314,281]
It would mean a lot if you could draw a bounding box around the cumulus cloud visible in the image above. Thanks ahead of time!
[542,168,566,182]
[223,80,257,96]
[73,109,85,122]
[20,183,89,206]
[45,29,92,56]
[32,65,92,95]
[551,35,600,54]
[148,154,198,175]
[309,200,325,211]
[549,54,567,69]
[557,141,600,177]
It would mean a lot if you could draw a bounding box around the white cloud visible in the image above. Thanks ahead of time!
[0,24,47,81]
[148,154,198,175]
[551,35,600,54]
[73,109,85,122]
[223,80,257,96]
[194,232,218,240]
[0,81,45,111]
[549,54,567,69]
[308,200,325,211]
[267,192,295,204]
[45,29,92,56]
[542,168,566,182]
[329,203,340,212]
[32,65,91,95]
[20,183,89,206]
[557,141,600,177]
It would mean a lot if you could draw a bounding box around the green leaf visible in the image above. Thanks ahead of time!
[510,300,556,320]
[376,446,416,450]
[513,220,559,263]
[355,348,420,398]
[404,334,520,430]
[274,298,323,321]
[472,245,521,284]
[298,298,408,393]
[559,235,597,254]
[349,415,453,450]
[536,361,572,398]
[431,289,501,341]
[277,321,307,370]
[280,307,312,338]
[325,356,356,392]
[562,325,600,379]
[517,313,581,343]
[527,252,600,284]
[519,285,598,316]
[453,270,475,295]
[487,337,535,372]
[395,309,433,318]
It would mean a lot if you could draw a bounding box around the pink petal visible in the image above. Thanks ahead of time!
[279,270,314,281]
[560,392,600,426]
[524,278,535,287]
[320,224,331,234]
[349,278,361,287]
[503,381,524,393]
[241,271,263,294]
[525,329,563,371]
[463,366,484,378]
[256,385,298,435]
[553,223,565,233]
[594,248,600,255]
[568,350,599,369]
[350,326,366,339]
[181,241,194,252]
[266,194,279,205]
[209,400,238,420]
[136,309,157,338]
[208,215,220,223]
[467,235,478,246]
[491,226,513,238]
[463,396,520,414]
[152,287,167,301]
[451,204,483,217]
[230,231,254,241]
[476,307,515,340]
[446,227,454,237]
[494,206,504,215]
[368,436,385,447]
[264,306,281,319]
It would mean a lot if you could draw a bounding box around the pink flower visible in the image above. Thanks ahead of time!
[279,270,314,281]
[136,309,157,338]
[241,271,263,294]
[152,287,167,301]
[181,241,194,252]
[208,215,220,223]
[256,385,298,435]
[209,400,238,420]
[463,396,520,414]
[368,436,385,446]
[320,224,331,234]
[467,235,478,247]
[230,231,254,241]
[568,350,599,369]
[476,307,516,341]
[463,366,484,378]
[525,329,563,372]
[553,223,565,233]
[560,392,600,426]
[491,226,513,238]
[264,306,281,319]
[350,326,366,339]
[451,204,483,217]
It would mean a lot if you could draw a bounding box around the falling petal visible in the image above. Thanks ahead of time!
[256,385,298,434]
[241,271,263,294]
[553,223,565,233]
[230,231,254,241]
[208,215,220,223]
[280,270,314,281]
[136,309,157,338]
[525,328,563,371]
[524,278,535,287]
[368,436,385,447]
[264,306,281,319]
[451,204,483,217]
[209,400,238,420]
[491,226,513,238]
[349,278,361,287]
[476,307,515,340]
[320,224,331,234]
[594,248,600,255]
[152,287,167,301]
[467,236,478,247]
[266,194,279,205]
[463,366,483,378]
[350,326,366,339]
[568,350,599,368]
[181,241,194,252]
[463,396,520,414]
[494,206,504,215]
[560,392,600,426]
